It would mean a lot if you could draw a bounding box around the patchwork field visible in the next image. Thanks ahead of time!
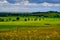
[0,16,60,40]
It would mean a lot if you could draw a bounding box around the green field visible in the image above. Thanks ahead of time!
[0,16,60,40]
[0,16,60,28]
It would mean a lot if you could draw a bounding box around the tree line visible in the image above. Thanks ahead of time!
[0,11,60,18]
[0,17,43,22]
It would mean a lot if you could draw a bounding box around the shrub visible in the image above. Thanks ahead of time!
[16,17,20,20]
[12,19,16,21]
[0,18,4,22]
[45,23,50,25]
[39,18,41,21]
[28,18,30,21]
[1,19,4,22]
[24,19,27,21]
[34,18,37,21]
[9,18,11,21]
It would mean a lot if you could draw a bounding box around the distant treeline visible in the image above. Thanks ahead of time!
[0,12,32,17]
[0,11,60,18]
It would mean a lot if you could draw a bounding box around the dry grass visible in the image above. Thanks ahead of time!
[0,26,60,40]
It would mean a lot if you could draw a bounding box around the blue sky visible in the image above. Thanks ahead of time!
[0,0,60,12]
[8,0,60,3]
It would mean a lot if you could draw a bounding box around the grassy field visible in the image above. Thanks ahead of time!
[0,17,60,28]
[0,16,60,40]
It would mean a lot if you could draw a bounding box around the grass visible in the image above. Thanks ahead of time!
[0,27,60,40]
[0,18,60,29]
[0,16,60,40]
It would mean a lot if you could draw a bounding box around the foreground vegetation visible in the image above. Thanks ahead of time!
[0,26,60,40]
[0,11,60,40]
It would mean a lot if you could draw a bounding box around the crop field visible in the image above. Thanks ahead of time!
[0,27,60,40]
[0,16,60,40]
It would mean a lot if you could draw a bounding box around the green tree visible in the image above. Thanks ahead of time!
[1,19,4,22]
[9,18,11,21]
[28,18,30,21]
[16,17,20,21]
[24,19,27,21]
[39,18,41,21]
[34,18,37,21]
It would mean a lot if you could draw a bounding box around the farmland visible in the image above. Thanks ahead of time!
[0,16,60,28]
[0,17,60,40]
[0,12,60,40]
[0,27,60,40]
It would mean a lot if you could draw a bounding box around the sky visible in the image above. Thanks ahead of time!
[0,0,60,12]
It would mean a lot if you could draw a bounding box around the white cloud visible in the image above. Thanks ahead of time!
[41,2,60,6]
[0,0,60,6]
[0,0,37,6]
[0,0,60,12]
[15,0,37,6]
[0,0,8,3]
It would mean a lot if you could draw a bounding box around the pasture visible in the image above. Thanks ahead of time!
[0,16,60,40]
[0,16,60,28]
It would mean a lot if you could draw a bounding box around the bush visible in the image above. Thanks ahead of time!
[28,18,30,21]
[39,18,41,21]
[34,18,37,21]
[24,19,27,21]
[0,19,4,22]
[0,18,4,22]
[45,23,50,25]
[16,17,20,20]
[12,19,16,21]
[9,18,11,21]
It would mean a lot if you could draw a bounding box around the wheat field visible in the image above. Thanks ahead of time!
[0,26,60,40]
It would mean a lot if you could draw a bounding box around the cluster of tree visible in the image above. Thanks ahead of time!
[24,18,42,21]
[0,12,32,17]
[32,11,60,18]
[0,17,42,22]
[0,17,20,22]
[0,18,4,22]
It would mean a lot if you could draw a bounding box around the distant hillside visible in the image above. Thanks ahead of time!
[0,11,60,18]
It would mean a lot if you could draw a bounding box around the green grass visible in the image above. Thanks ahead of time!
[0,16,60,40]
[0,16,60,29]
